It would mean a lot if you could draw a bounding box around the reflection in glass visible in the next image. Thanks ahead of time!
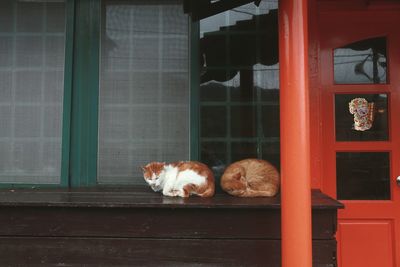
[231,142,258,162]
[334,37,387,84]
[199,1,280,176]
[262,104,280,138]
[335,94,388,141]
[200,106,227,138]
[336,152,390,200]
[200,82,226,101]
[262,141,280,170]
[231,106,257,138]
[201,142,227,178]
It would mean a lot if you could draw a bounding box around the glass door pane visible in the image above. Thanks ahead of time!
[334,37,387,84]
[336,152,390,200]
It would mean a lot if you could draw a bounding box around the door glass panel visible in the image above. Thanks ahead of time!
[336,152,390,200]
[335,94,388,141]
[334,37,387,84]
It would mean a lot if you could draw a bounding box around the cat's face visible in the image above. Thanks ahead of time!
[142,162,166,192]
[222,174,247,193]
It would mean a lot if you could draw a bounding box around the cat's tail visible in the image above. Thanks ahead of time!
[198,183,215,197]
[183,183,215,198]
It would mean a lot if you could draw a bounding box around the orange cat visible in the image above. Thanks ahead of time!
[221,159,280,197]
[142,161,215,197]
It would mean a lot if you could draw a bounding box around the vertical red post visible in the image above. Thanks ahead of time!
[279,0,312,267]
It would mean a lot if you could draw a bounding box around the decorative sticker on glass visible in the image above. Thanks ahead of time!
[349,98,375,131]
[335,94,388,141]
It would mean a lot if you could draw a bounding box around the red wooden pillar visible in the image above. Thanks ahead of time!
[279,0,312,267]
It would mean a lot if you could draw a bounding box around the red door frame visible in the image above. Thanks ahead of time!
[315,2,400,267]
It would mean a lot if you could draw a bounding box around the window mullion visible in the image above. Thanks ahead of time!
[69,0,100,187]
[190,20,200,161]
[60,0,75,188]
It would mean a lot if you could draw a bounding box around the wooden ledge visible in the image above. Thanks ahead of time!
[0,187,343,209]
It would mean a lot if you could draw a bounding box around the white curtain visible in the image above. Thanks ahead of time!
[98,0,190,184]
[0,0,65,184]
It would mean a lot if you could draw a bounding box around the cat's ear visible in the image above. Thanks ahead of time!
[232,173,242,180]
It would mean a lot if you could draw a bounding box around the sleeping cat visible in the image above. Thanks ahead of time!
[221,159,280,197]
[142,161,215,197]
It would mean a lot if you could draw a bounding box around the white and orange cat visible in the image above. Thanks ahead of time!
[221,159,280,197]
[142,161,215,197]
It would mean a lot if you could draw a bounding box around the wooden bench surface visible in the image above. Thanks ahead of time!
[0,187,343,209]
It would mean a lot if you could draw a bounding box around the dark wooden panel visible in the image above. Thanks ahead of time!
[0,207,279,239]
[0,237,336,267]
[312,210,338,239]
[0,207,336,239]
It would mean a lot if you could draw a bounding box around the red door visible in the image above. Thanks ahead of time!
[319,7,400,267]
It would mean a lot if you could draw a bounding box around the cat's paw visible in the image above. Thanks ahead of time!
[163,189,179,197]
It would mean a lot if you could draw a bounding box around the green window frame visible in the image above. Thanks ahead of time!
[67,0,100,187]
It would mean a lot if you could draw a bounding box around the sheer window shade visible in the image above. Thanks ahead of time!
[98,0,190,184]
[0,0,65,184]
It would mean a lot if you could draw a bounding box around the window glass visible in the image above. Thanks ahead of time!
[334,37,387,84]
[98,0,189,184]
[199,1,280,178]
[336,152,390,200]
[0,0,66,184]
